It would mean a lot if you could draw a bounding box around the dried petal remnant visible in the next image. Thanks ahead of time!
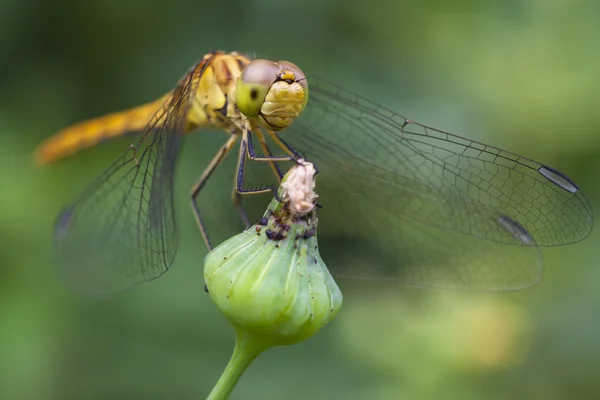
[280,159,318,216]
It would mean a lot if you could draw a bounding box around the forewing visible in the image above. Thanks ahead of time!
[54,60,208,297]
[283,77,592,290]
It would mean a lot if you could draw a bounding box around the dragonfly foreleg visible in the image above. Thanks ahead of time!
[232,130,298,206]
[231,129,287,229]
[234,135,281,199]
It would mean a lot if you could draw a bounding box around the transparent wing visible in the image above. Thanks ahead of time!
[283,77,593,290]
[53,59,209,297]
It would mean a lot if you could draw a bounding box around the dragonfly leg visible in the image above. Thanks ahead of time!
[232,192,252,229]
[265,131,322,207]
[244,128,297,163]
[232,130,297,212]
[265,130,320,174]
[231,130,285,229]
[234,137,278,198]
[190,135,238,251]
[265,130,301,159]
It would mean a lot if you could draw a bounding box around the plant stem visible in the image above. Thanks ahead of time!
[206,328,272,400]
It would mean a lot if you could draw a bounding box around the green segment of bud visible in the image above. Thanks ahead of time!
[204,160,342,346]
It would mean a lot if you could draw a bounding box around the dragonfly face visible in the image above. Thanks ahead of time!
[236,59,308,130]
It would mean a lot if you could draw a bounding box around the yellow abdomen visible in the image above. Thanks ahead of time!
[34,94,170,165]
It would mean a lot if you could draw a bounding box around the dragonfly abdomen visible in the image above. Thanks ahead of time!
[34,95,169,165]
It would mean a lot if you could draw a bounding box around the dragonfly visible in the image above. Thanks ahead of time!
[35,50,593,296]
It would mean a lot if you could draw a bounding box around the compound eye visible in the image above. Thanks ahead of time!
[236,59,279,117]
[277,60,309,112]
[278,60,307,90]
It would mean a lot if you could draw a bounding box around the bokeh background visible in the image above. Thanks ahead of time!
[2,0,600,399]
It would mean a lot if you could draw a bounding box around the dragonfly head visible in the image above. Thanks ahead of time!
[236,59,308,131]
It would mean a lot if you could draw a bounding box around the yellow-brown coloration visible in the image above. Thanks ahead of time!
[258,79,307,130]
[235,59,308,131]
[279,71,295,82]
[34,95,169,165]
[34,52,253,165]
[35,52,309,167]
[185,52,251,132]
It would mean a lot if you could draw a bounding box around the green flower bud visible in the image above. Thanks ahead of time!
[204,161,342,399]
[204,161,342,346]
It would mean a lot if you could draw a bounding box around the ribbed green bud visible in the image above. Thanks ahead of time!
[204,161,342,399]
[204,161,342,346]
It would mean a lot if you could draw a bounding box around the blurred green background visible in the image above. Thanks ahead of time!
[2,0,600,399]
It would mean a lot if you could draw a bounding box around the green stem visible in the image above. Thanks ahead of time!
[207,328,272,400]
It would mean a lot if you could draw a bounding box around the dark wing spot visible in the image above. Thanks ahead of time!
[496,215,536,246]
[537,166,579,194]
